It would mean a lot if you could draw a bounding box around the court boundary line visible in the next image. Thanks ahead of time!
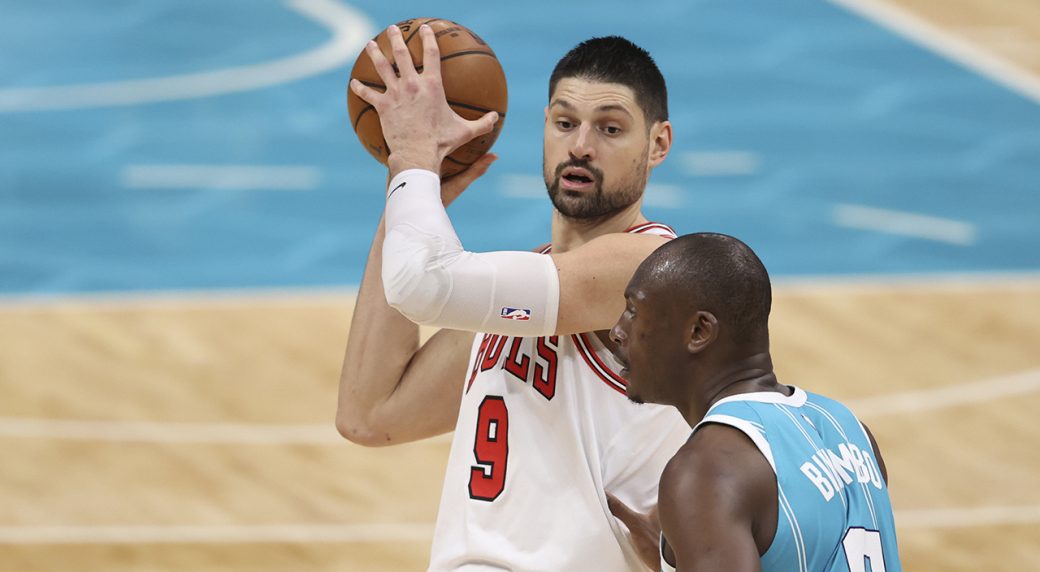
[847,368,1040,418]
[832,203,976,246]
[0,369,1038,443]
[121,164,322,191]
[830,0,1040,104]
[0,416,453,445]
[0,0,374,112]
[0,504,1036,544]
[2,272,1039,309]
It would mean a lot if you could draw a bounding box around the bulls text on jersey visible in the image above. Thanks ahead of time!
[466,334,560,401]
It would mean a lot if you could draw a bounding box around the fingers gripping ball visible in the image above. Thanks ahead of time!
[347,18,508,177]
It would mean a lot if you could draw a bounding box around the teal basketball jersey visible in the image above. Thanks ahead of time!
[665,386,901,572]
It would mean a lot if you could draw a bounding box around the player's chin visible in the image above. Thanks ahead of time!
[623,382,645,405]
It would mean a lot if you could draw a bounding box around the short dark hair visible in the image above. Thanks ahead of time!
[549,36,669,126]
[639,233,772,343]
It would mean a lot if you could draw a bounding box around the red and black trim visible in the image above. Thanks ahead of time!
[537,221,676,255]
[626,221,678,238]
[533,221,673,395]
[572,333,628,395]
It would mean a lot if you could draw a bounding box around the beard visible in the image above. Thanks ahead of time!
[544,152,648,224]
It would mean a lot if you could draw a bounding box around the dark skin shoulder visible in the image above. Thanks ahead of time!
[862,422,889,484]
[658,423,778,572]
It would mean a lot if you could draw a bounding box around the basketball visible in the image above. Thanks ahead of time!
[347,18,508,178]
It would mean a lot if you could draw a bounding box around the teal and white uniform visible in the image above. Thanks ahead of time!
[661,386,901,572]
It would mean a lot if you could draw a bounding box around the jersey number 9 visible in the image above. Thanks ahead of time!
[469,396,509,501]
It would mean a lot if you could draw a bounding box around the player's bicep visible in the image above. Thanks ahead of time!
[658,429,770,572]
[551,234,668,335]
[860,422,888,485]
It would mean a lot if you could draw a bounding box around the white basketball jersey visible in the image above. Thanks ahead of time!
[429,223,692,572]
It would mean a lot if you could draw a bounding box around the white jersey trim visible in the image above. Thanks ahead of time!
[572,332,628,395]
[710,386,807,410]
[693,414,777,473]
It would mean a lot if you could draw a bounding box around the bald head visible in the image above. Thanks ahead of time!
[633,233,772,345]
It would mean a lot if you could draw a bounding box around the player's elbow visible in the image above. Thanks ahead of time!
[381,226,454,324]
[335,409,396,447]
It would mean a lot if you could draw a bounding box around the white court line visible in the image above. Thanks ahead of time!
[829,0,1040,104]
[897,505,1040,529]
[0,418,340,444]
[2,369,1038,443]
[774,272,1040,294]
[0,523,434,545]
[643,183,683,209]
[0,416,455,445]
[679,151,761,176]
[498,173,682,208]
[848,368,1040,418]
[833,203,977,245]
[0,286,359,310]
[0,0,374,112]
[3,275,1038,309]
[121,164,320,191]
[499,174,545,198]
[0,504,1035,544]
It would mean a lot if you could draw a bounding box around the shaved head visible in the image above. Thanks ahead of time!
[633,233,772,345]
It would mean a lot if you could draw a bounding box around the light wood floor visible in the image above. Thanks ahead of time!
[2,278,1039,571]
[3,0,1039,569]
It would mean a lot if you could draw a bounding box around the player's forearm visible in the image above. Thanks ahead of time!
[382,169,560,336]
[337,216,423,444]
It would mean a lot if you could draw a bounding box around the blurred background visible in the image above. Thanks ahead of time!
[1,0,1038,570]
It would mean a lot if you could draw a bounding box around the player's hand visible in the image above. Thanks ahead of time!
[440,153,497,206]
[607,493,661,571]
[349,24,499,177]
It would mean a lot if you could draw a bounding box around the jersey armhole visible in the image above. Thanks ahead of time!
[694,414,777,474]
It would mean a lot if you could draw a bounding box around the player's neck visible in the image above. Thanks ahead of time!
[550,201,646,253]
[683,352,785,424]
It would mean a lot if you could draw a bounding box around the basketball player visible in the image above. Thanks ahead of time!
[339,24,689,571]
[607,233,902,571]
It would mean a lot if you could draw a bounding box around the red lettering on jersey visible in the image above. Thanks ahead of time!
[503,337,531,382]
[533,335,559,400]
[467,334,494,393]
[469,395,509,501]
[480,335,508,371]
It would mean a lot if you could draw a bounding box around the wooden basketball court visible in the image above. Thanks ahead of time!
[2,0,1038,570]
[3,279,1039,571]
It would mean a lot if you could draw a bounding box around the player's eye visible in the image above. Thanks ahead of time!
[603,125,622,135]
[556,120,574,130]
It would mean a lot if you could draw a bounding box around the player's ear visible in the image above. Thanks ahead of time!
[647,120,672,168]
[686,310,717,354]
[544,106,550,123]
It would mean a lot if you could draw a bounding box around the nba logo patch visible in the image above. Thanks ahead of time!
[500,307,532,321]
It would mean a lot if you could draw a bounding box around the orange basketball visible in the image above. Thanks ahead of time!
[347,18,508,178]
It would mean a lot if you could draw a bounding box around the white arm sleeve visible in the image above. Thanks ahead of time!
[381,169,560,336]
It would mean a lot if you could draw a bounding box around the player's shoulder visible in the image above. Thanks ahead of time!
[537,221,675,254]
[666,424,760,483]
[801,389,864,427]
[660,424,774,515]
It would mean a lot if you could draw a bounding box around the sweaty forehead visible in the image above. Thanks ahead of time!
[549,77,640,116]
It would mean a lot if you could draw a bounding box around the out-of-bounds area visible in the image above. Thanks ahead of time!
[1,0,1038,570]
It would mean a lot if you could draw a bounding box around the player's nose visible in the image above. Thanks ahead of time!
[570,124,595,161]
[609,321,626,346]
